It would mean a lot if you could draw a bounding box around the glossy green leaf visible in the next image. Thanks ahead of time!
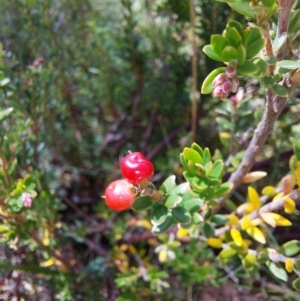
[272,33,287,53]
[211,34,228,58]
[170,182,190,195]
[271,84,288,97]
[164,195,182,208]
[292,278,300,291]
[192,212,203,224]
[229,3,256,18]
[207,177,221,187]
[204,162,212,175]
[199,187,214,200]
[152,215,173,234]
[202,222,214,238]
[183,147,203,164]
[237,44,246,65]
[227,20,245,42]
[201,67,226,94]
[0,107,13,122]
[288,9,300,34]
[210,214,229,225]
[159,175,177,194]
[172,207,192,224]
[202,148,211,165]
[260,76,276,87]
[151,204,168,225]
[192,176,209,190]
[226,27,242,48]
[191,143,204,157]
[195,163,206,177]
[237,60,259,76]
[280,240,300,257]
[208,160,224,179]
[131,195,154,211]
[180,198,203,213]
[266,261,288,281]
[295,259,300,271]
[213,182,233,198]
[246,28,262,47]
[180,154,195,175]
[253,58,268,77]
[246,39,265,59]
[221,46,238,62]
[202,45,223,62]
[264,56,277,65]
[218,248,237,259]
[277,60,300,70]
[260,0,276,6]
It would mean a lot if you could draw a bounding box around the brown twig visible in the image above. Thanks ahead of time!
[189,0,198,142]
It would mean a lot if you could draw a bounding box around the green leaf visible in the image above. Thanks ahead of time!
[288,9,300,34]
[291,138,300,162]
[192,176,209,190]
[151,204,168,225]
[237,60,259,76]
[271,84,288,97]
[169,182,190,195]
[221,46,238,62]
[180,198,203,213]
[199,187,214,201]
[272,33,287,53]
[227,20,245,42]
[183,147,203,164]
[131,195,153,211]
[264,56,277,65]
[202,222,214,238]
[159,175,177,194]
[277,60,300,70]
[201,67,226,94]
[246,39,265,59]
[202,148,211,165]
[229,3,256,18]
[237,44,246,65]
[266,261,288,281]
[292,278,300,291]
[152,215,173,234]
[260,76,276,87]
[210,214,229,225]
[211,34,228,58]
[226,27,242,48]
[180,154,195,175]
[218,248,237,259]
[246,28,262,47]
[225,199,237,211]
[216,117,234,129]
[0,107,13,122]
[172,207,192,224]
[280,240,300,257]
[213,182,233,198]
[164,195,182,208]
[192,212,203,224]
[202,45,224,62]
[253,58,268,77]
[295,259,300,271]
[208,160,224,179]
[191,143,204,157]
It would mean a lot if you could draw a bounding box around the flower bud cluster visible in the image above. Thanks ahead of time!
[212,66,239,99]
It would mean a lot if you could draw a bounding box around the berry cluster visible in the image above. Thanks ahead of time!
[104,152,154,211]
[212,65,239,99]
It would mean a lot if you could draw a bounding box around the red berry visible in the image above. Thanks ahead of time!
[104,179,135,211]
[120,152,154,184]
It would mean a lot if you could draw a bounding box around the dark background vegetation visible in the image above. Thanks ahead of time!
[0,0,300,300]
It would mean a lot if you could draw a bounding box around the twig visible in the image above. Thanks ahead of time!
[189,0,198,142]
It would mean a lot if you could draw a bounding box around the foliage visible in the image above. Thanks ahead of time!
[0,0,300,300]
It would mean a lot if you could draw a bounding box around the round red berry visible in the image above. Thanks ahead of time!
[104,179,135,211]
[120,152,154,184]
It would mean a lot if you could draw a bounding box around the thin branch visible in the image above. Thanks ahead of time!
[189,0,198,142]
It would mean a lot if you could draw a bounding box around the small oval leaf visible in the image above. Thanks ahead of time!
[151,204,168,225]
[172,207,192,224]
[131,195,154,211]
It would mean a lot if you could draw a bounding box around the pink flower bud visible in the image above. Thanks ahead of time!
[21,192,32,208]
[212,85,223,98]
[231,77,239,93]
[32,57,45,68]
[212,73,226,87]
[225,66,237,78]
[221,78,232,94]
